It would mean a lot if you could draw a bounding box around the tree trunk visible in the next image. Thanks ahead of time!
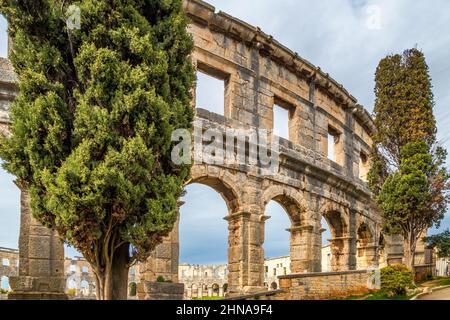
[403,233,417,271]
[95,243,130,300]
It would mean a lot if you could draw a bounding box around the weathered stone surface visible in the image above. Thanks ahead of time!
[138,281,184,300]
[1,0,413,300]
[7,189,67,300]
[275,270,375,300]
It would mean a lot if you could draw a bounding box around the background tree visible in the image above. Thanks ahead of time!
[369,48,450,270]
[0,0,195,300]
[425,230,450,258]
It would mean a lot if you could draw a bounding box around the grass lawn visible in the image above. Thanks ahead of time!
[364,291,413,300]
[438,277,450,286]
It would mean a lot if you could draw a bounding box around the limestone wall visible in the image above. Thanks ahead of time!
[277,270,374,300]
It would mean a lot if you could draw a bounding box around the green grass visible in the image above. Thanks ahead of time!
[438,277,450,286]
[364,291,412,300]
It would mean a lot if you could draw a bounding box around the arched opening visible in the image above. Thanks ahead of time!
[320,216,332,272]
[264,200,291,258]
[263,190,304,283]
[222,283,228,295]
[179,182,228,264]
[270,281,278,290]
[128,282,137,297]
[264,200,291,290]
[0,163,20,254]
[357,223,374,269]
[0,276,9,292]
[212,283,219,296]
[321,211,348,271]
[180,176,238,299]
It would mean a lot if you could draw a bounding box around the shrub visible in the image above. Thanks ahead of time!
[380,264,414,296]
[66,288,77,297]
[0,288,9,294]
[156,276,165,283]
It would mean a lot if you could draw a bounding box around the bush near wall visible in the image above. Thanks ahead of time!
[380,264,415,296]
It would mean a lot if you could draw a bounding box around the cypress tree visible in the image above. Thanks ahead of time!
[0,0,195,299]
[370,48,450,269]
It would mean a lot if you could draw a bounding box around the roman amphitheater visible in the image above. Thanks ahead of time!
[0,0,433,300]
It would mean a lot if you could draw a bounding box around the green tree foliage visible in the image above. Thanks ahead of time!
[373,48,436,166]
[369,48,450,269]
[0,0,195,299]
[380,264,414,297]
[377,141,448,267]
[425,229,450,258]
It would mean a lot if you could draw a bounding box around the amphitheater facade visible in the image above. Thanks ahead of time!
[0,0,414,299]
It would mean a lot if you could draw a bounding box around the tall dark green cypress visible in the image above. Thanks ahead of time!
[0,0,195,299]
[373,48,436,164]
[370,48,449,270]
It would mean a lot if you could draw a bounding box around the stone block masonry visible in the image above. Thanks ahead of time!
[276,270,374,300]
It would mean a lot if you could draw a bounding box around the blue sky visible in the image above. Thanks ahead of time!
[1,0,450,263]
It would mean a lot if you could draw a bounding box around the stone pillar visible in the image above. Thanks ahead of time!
[207,286,213,297]
[289,224,321,273]
[137,204,182,300]
[385,234,404,265]
[225,211,265,295]
[357,244,378,270]
[329,236,356,271]
[219,286,224,297]
[8,35,13,58]
[139,210,180,284]
[8,187,67,300]
[198,284,203,298]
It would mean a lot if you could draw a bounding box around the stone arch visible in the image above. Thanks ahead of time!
[128,282,137,297]
[322,210,348,239]
[261,185,306,224]
[188,164,242,214]
[262,185,308,274]
[320,201,354,271]
[357,222,374,247]
[356,222,376,270]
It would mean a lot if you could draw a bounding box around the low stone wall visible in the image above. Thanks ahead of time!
[137,281,185,300]
[276,270,376,300]
[414,264,434,282]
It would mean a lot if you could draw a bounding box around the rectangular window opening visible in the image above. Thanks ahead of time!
[359,151,369,181]
[273,98,293,141]
[195,63,228,116]
[327,126,340,162]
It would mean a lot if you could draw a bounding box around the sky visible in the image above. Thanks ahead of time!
[1,0,450,263]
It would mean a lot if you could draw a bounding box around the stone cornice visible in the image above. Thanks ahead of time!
[183,0,376,136]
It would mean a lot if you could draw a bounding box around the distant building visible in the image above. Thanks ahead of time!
[178,263,228,299]
[263,256,290,290]
[436,257,449,277]
[321,245,332,272]
[0,247,139,299]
